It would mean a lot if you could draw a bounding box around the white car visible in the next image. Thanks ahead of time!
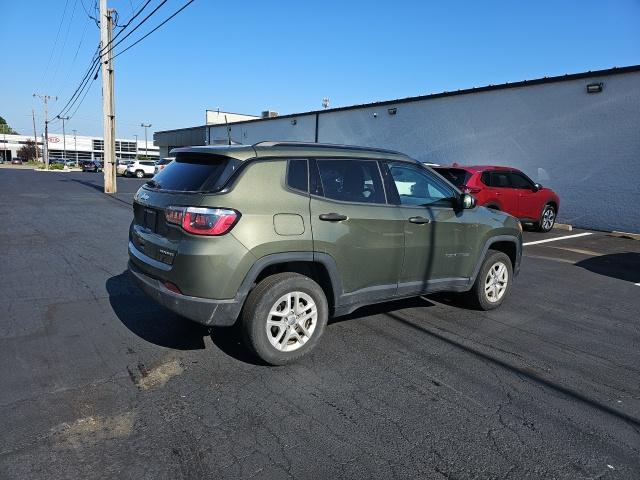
[116,160,132,176]
[125,160,156,178]
[154,157,173,175]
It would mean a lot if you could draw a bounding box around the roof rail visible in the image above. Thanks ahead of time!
[252,141,407,157]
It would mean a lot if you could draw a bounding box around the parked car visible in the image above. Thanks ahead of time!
[433,164,560,232]
[11,158,23,165]
[63,158,77,168]
[81,160,103,172]
[154,157,173,175]
[116,160,132,176]
[49,159,66,167]
[129,142,522,365]
[125,160,156,178]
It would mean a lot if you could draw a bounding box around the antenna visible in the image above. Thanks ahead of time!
[225,115,231,145]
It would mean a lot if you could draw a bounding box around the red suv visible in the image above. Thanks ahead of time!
[434,165,560,232]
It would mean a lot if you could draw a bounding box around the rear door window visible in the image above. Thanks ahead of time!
[315,159,385,204]
[149,152,241,192]
[490,171,511,188]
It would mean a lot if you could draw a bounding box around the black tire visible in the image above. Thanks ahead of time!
[135,170,144,178]
[241,272,328,365]
[537,204,556,232]
[463,250,513,311]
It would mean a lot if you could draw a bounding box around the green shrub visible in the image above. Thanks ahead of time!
[50,164,64,170]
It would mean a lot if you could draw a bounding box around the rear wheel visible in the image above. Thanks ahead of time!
[135,169,144,178]
[241,272,328,365]
[537,204,556,232]
[463,250,512,310]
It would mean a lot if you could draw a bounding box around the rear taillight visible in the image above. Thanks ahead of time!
[165,206,240,236]
[461,185,481,194]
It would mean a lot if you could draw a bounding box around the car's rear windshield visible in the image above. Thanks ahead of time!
[147,153,241,192]
[434,167,472,187]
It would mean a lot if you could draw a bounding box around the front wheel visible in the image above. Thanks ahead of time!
[241,272,328,365]
[463,250,513,310]
[537,205,556,232]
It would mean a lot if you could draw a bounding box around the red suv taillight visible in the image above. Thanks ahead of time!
[461,185,481,194]
[165,206,240,236]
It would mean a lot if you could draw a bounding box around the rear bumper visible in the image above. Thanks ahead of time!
[128,260,241,326]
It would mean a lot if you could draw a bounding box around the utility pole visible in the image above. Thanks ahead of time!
[100,0,117,193]
[32,109,40,162]
[57,115,69,160]
[72,129,78,166]
[33,93,56,168]
[134,134,138,157]
[141,123,151,159]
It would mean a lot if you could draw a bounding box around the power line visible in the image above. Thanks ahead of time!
[52,0,196,123]
[99,0,167,58]
[80,0,99,25]
[51,46,101,120]
[112,0,196,60]
[41,0,71,87]
[50,0,80,91]
[56,0,155,116]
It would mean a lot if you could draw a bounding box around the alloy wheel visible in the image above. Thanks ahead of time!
[542,207,555,231]
[484,262,509,303]
[265,291,317,352]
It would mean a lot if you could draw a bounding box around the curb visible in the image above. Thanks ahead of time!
[610,231,640,241]
[33,168,83,173]
[553,223,573,231]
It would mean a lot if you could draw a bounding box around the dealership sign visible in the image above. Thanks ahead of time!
[48,136,60,143]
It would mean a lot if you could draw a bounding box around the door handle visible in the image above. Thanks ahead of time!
[319,213,348,222]
[409,216,431,224]
[495,192,501,196]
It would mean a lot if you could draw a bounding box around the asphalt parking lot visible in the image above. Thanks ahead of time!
[1,168,639,479]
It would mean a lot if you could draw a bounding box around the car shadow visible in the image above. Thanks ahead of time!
[575,252,640,284]
[106,271,210,350]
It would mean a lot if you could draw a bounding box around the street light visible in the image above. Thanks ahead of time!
[57,115,69,161]
[72,129,78,166]
[140,123,151,159]
[134,134,138,157]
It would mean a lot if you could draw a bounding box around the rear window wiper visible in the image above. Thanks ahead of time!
[145,179,162,189]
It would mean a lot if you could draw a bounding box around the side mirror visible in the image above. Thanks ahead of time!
[532,183,541,192]
[461,193,476,209]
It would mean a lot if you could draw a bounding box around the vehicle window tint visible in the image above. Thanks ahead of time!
[316,159,385,203]
[389,163,454,206]
[434,168,472,187]
[287,159,308,192]
[508,172,533,189]
[150,153,241,192]
[481,171,491,186]
[491,172,511,188]
[142,161,155,166]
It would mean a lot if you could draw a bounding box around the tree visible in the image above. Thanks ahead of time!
[17,139,38,161]
[0,116,18,135]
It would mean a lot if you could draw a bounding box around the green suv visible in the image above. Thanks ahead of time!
[128,142,522,364]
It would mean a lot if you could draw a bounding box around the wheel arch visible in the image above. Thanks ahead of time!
[238,252,341,312]
[469,235,522,286]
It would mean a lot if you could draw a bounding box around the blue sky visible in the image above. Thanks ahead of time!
[1,0,639,139]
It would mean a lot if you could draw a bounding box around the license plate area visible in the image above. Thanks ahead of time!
[144,208,158,232]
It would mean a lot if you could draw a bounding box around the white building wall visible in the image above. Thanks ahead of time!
[208,70,640,233]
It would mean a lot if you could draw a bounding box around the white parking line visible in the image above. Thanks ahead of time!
[523,232,593,246]
[635,283,640,287]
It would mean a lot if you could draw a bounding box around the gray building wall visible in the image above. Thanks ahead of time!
[208,69,640,233]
